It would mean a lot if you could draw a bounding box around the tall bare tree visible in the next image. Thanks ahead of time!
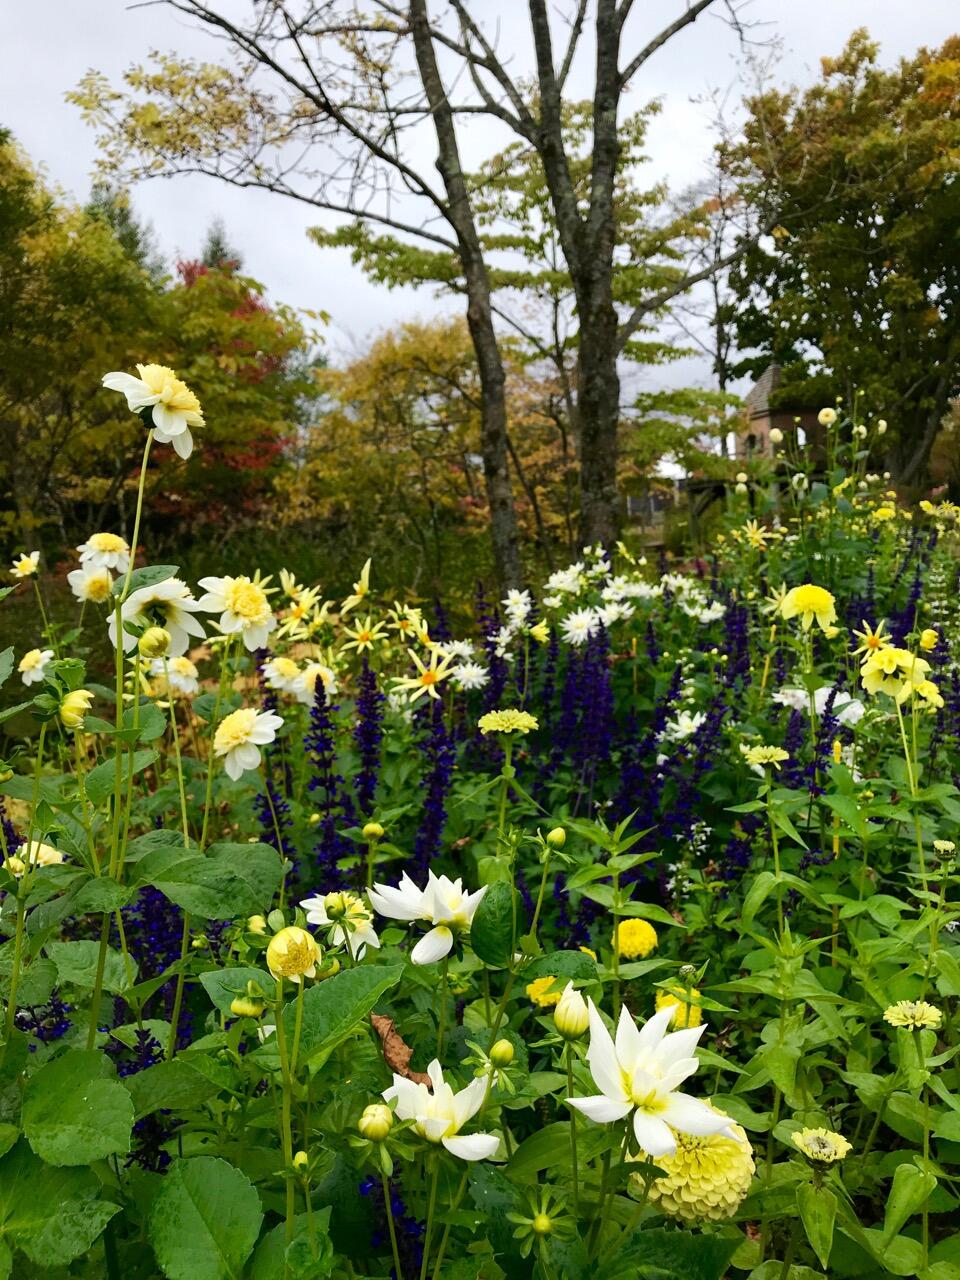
[74,0,753,569]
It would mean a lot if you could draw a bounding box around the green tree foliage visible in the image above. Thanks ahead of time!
[729,32,960,485]
[0,135,319,554]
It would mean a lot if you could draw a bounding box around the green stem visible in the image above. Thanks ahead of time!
[419,1156,441,1280]
[567,1045,579,1218]
[274,978,296,1248]
[436,955,450,1058]
[381,1171,404,1280]
[6,722,47,1036]
[430,1169,469,1280]
[118,431,154,603]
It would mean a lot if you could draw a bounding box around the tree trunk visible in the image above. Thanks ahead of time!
[577,286,621,545]
[410,0,522,587]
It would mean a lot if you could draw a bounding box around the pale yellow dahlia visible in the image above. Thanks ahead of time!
[632,1108,754,1222]
[779,584,837,634]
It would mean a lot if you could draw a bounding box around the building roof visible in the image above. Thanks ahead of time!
[744,363,781,418]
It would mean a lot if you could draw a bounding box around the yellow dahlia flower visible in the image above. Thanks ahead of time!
[614,918,658,960]
[60,689,94,730]
[266,926,320,983]
[779,584,837,634]
[102,363,204,459]
[632,1108,754,1222]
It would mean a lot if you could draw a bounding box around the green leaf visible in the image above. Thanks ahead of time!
[71,876,133,914]
[0,649,13,690]
[741,872,778,928]
[124,700,167,743]
[199,966,273,1014]
[21,1050,134,1166]
[116,563,178,598]
[524,951,596,983]
[85,749,158,804]
[248,1210,334,1280]
[881,1164,937,1246]
[149,841,284,919]
[45,939,137,993]
[148,1156,262,1280]
[123,1057,222,1120]
[284,964,403,1064]
[0,701,32,727]
[797,1182,836,1269]
[0,1140,119,1269]
[507,1122,572,1180]
[471,882,517,967]
[594,1227,738,1280]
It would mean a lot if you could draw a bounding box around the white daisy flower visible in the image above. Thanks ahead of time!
[108,578,206,657]
[76,532,131,574]
[18,648,54,687]
[67,565,114,605]
[102,363,204,459]
[213,707,285,781]
[451,661,490,691]
[197,575,276,652]
[383,1060,499,1162]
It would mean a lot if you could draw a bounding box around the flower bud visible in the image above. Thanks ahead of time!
[358,1103,394,1142]
[817,407,837,427]
[248,914,267,935]
[832,739,843,765]
[919,628,938,652]
[769,427,783,445]
[266,926,320,982]
[735,472,747,484]
[554,982,589,1041]
[230,994,265,1018]
[60,688,94,730]
[138,626,172,659]
[363,821,385,841]
[877,419,887,434]
[308,812,321,826]
[315,956,341,981]
[323,891,349,919]
[293,1150,309,1170]
[490,1039,514,1068]
[546,826,566,848]
[532,1213,552,1236]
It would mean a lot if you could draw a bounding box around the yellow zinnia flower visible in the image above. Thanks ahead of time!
[793,1128,851,1164]
[478,709,539,735]
[883,1000,941,1031]
[614,918,658,960]
[631,1108,754,1222]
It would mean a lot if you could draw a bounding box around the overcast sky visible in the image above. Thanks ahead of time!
[4,1,957,384]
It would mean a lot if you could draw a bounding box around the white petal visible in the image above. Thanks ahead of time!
[633,1110,676,1156]
[411,926,453,965]
[567,1095,633,1124]
[171,426,193,459]
[453,1075,488,1128]
[442,1133,499,1162]
[657,1023,707,1068]
[614,1004,644,1074]
[659,1093,736,1137]
[586,1000,630,1104]
[635,1004,675,1054]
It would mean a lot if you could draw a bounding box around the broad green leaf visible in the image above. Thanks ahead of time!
[507,1122,572,1179]
[45,939,137,993]
[283,964,403,1064]
[471,882,518,967]
[0,1140,119,1269]
[85,749,158,804]
[22,1050,133,1166]
[199,966,273,1014]
[149,1156,262,1280]
[524,951,596,983]
[149,842,283,919]
[123,1057,222,1120]
[248,1209,334,1280]
[594,1227,738,1280]
[797,1182,836,1269]
[0,649,13,689]
[881,1164,937,1246]
[116,563,178,597]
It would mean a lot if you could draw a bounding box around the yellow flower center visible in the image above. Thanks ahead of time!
[420,671,439,686]
[86,572,114,603]
[89,532,127,553]
[138,363,203,414]
[214,707,258,752]
[224,578,271,623]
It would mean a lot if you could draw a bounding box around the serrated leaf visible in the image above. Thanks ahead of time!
[282,964,404,1064]
[148,1156,262,1280]
[22,1050,133,1166]
[470,882,517,967]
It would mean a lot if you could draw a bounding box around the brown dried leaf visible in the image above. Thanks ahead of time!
[370,1013,432,1087]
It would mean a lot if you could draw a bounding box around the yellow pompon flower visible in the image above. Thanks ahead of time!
[740,744,790,770]
[919,629,939,652]
[779,584,837,634]
[266,926,320,983]
[871,505,897,523]
[631,1109,754,1222]
[817,407,837,427]
[793,1128,852,1164]
[851,618,889,658]
[655,989,703,1029]
[526,976,563,1009]
[478,708,539,736]
[883,1000,942,1031]
[614,918,658,960]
